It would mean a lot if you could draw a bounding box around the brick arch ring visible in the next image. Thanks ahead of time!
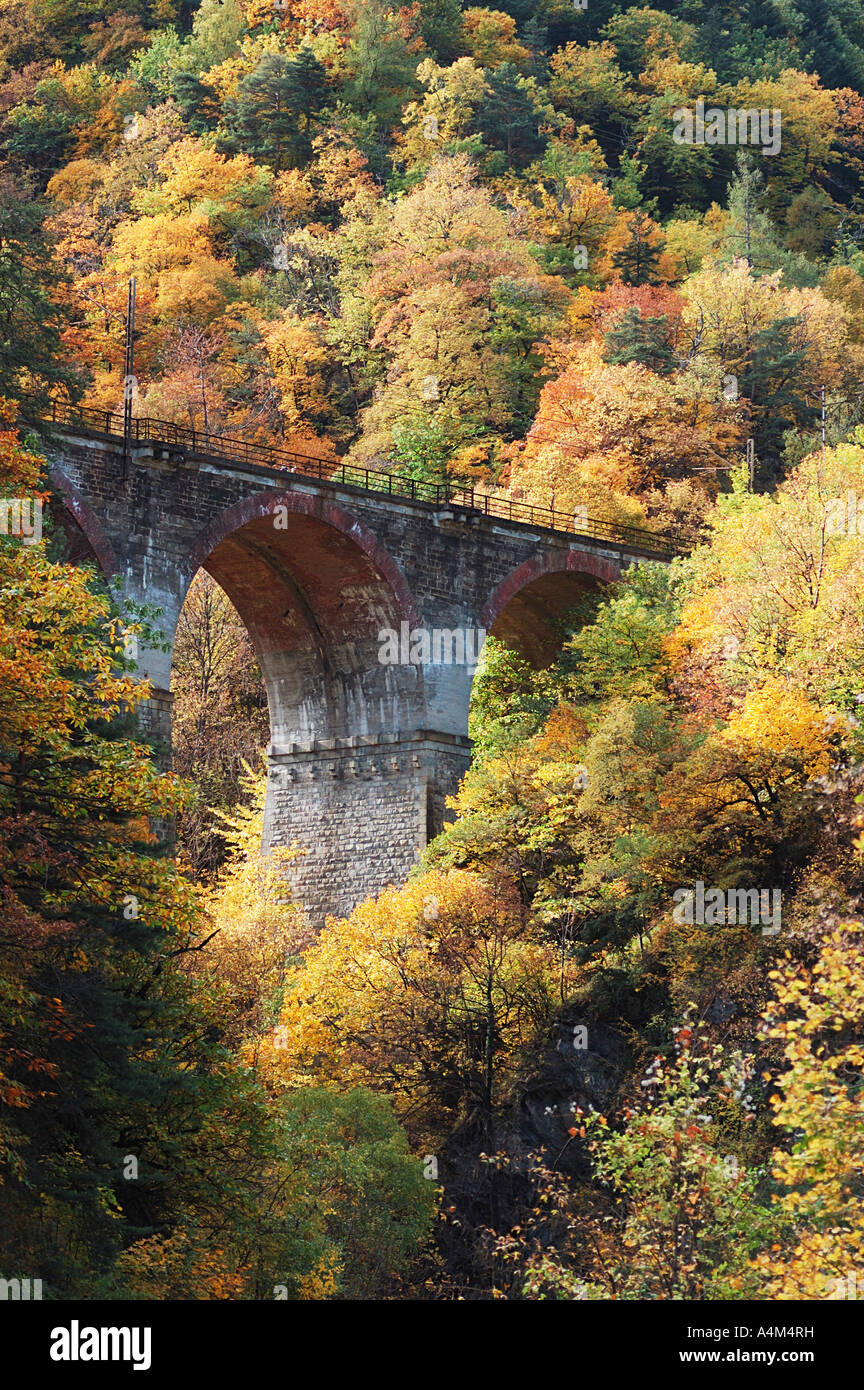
[50,467,119,577]
[480,549,622,631]
[185,489,424,629]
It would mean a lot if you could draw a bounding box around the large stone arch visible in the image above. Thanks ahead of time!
[183,489,427,750]
[481,548,622,667]
[185,490,423,630]
[173,491,445,925]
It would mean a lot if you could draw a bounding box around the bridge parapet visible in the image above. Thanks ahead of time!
[25,400,676,560]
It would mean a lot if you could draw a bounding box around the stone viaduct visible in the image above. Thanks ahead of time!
[29,403,674,926]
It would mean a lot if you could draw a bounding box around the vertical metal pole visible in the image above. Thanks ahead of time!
[746,437,755,490]
[122,277,136,479]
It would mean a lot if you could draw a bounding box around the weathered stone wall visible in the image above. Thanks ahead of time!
[263,732,469,925]
[41,423,649,925]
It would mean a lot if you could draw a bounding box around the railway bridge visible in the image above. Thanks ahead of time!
[29,402,674,925]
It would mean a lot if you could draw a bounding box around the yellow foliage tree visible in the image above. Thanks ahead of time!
[399,58,490,166]
[195,769,309,1051]
[261,311,333,433]
[461,7,533,72]
[134,138,273,217]
[512,337,742,502]
[749,921,864,1299]
[670,442,864,706]
[258,869,559,1144]
[657,678,832,837]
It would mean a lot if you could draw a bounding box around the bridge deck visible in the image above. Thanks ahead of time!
[25,399,676,560]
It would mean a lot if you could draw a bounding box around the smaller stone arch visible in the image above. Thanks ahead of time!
[481,548,622,667]
[49,468,118,577]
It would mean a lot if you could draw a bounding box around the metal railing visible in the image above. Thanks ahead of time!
[24,398,677,559]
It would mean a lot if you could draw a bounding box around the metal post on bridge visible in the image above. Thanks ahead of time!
[122,277,136,481]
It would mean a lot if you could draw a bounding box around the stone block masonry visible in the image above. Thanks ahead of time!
[263,732,470,925]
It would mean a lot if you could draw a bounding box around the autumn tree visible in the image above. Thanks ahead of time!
[220,48,329,171]
[0,164,81,406]
[461,8,533,73]
[170,571,269,877]
[680,259,857,467]
[512,336,742,504]
[260,868,559,1145]
[351,154,566,474]
[581,1024,769,1299]
[749,920,864,1299]
[0,410,254,1294]
[399,56,489,167]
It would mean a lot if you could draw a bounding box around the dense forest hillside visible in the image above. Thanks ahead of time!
[2,0,864,1308]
